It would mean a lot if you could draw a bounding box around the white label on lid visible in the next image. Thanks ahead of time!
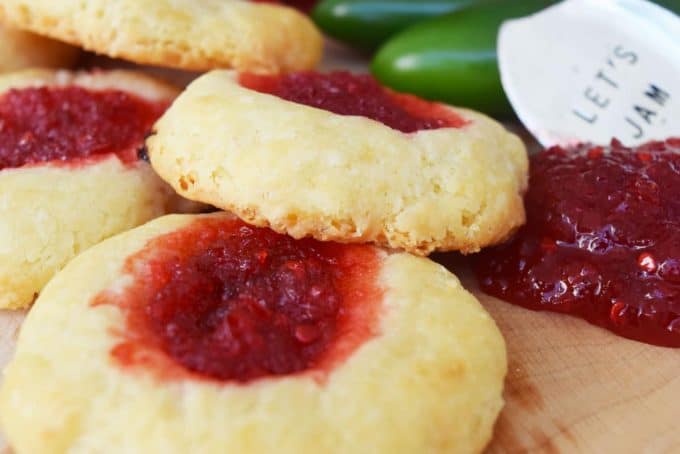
[498,0,680,147]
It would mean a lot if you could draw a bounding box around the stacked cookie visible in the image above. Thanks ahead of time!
[0,2,528,453]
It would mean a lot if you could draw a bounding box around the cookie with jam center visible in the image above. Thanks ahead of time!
[0,69,195,309]
[0,212,507,453]
[0,0,322,73]
[148,70,529,255]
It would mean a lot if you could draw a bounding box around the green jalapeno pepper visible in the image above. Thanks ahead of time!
[371,0,557,115]
[312,0,498,51]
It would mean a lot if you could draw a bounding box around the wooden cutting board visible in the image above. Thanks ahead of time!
[438,256,680,453]
[1,256,678,453]
[1,42,678,453]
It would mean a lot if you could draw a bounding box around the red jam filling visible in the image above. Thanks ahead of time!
[475,138,680,347]
[239,71,467,133]
[95,216,383,383]
[0,85,167,171]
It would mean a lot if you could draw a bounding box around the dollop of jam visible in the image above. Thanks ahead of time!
[0,86,167,171]
[475,138,680,347]
[96,216,383,383]
[239,71,467,133]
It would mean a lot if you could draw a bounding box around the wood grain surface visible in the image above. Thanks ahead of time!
[0,42,678,454]
[437,255,680,454]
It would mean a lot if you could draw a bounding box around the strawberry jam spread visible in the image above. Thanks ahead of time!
[239,71,467,133]
[96,216,383,383]
[0,85,167,171]
[475,138,680,347]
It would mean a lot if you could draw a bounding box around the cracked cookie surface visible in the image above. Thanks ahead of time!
[0,0,322,72]
[148,70,528,255]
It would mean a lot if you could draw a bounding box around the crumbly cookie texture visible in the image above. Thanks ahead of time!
[148,70,529,256]
[0,24,79,73]
[0,69,183,309]
[0,0,322,72]
[0,212,507,454]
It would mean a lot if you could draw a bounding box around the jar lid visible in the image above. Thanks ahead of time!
[498,0,679,146]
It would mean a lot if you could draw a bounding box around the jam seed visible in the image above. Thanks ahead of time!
[637,253,657,273]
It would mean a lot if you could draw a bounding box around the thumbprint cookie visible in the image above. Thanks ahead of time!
[0,0,322,73]
[148,70,529,255]
[0,212,506,454]
[0,69,186,309]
